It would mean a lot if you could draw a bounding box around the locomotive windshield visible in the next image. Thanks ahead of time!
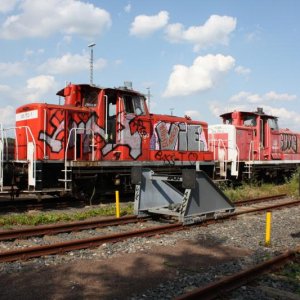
[82,86,99,107]
[243,115,256,126]
[123,95,146,115]
[268,118,279,130]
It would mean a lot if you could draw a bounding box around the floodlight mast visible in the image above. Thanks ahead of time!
[88,43,96,85]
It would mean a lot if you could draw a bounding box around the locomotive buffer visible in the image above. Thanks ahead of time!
[132,167,235,225]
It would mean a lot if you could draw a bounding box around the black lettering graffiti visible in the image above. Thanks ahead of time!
[166,175,181,181]
[280,134,297,153]
[154,150,177,165]
[188,152,198,165]
[113,152,121,160]
[130,118,148,138]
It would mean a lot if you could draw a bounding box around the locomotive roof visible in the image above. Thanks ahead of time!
[220,108,277,119]
[56,83,146,97]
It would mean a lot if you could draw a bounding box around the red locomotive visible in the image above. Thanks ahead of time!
[209,107,300,181]
[5,82,213,198]
[1,83,299,200]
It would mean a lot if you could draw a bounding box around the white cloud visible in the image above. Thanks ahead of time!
[0,61,25,77]
[235,65,251,76]
[163,54,235,97]
[230,91,296,103]
[0,0,111,39]
[38,53,107,75]
[0,106,15,127]
[0,0,19,13]
[114,59,123,66]
[130,10,169,37]
[24,75,57,102]
[124,3,131,13]
[165,15,237,52]
[0,84,12,93]
[246,27,262,43]
[24,48,44,57]
[264,91,296,102]
[230,91,261,103]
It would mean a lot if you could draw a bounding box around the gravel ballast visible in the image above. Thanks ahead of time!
[0,204,299,299]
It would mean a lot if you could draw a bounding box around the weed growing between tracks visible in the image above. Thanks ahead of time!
[0,169,299,227]
[223,168,300,202]
[0,203,134,227]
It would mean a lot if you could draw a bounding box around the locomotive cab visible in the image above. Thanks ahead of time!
[220,108,280,161]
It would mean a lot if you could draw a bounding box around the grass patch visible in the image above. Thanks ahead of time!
[279,258,300,294]
[223,169,300,202]
[0,203,134,227]
[0,169,299,227]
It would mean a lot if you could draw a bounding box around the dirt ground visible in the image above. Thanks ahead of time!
[0,240,251,300]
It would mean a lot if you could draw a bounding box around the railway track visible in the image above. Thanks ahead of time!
[175,246,300,300]
[234,193,287,206]
[0,194,299,263]
[0,215,143,241]
[0,193,292,242]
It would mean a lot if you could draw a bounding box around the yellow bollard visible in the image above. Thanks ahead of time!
[115,190,120,218]
[265,212,272,247]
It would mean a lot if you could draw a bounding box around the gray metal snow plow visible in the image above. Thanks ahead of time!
[132,168,235,225]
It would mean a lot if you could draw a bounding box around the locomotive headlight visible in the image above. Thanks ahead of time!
[114,176,121,186]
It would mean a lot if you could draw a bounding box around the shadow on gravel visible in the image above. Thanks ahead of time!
[291,231,300,238]
[0,235,251,300]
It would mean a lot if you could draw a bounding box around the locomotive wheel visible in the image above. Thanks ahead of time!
[72,175,98,205]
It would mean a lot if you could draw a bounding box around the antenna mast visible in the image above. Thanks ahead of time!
[88,43,96,85]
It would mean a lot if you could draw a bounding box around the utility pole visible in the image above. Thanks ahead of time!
[88,43,96,85]
[147,87,151,112]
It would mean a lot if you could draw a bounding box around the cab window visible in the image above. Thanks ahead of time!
[123,95,145,115]
[243,115,256,126]
[268,118,279,130]
[83,88,98,107]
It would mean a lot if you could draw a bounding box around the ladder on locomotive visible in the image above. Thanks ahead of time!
[60,127,96,192]
[244,140,255,179]
[213,138,239,180]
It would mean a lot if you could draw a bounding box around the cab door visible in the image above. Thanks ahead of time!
[118,94,150,161]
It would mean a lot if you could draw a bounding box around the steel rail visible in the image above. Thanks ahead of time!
[0,198,299,263]
[235,193,287,206]
[0,223,183,263]
[175,246,300,300]
[234,199,300,216]
[0,193,288,241]
[0,215,141,241]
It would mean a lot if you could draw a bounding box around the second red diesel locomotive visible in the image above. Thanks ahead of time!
[209,107,300,181]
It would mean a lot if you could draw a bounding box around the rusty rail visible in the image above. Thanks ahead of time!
[176,246,300,300]
[0,197,299,263]
[0,223,183,262]
[0,215,141,241]
[235,193,287,206]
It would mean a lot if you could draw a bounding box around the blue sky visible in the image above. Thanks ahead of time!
[1,0,300,130]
